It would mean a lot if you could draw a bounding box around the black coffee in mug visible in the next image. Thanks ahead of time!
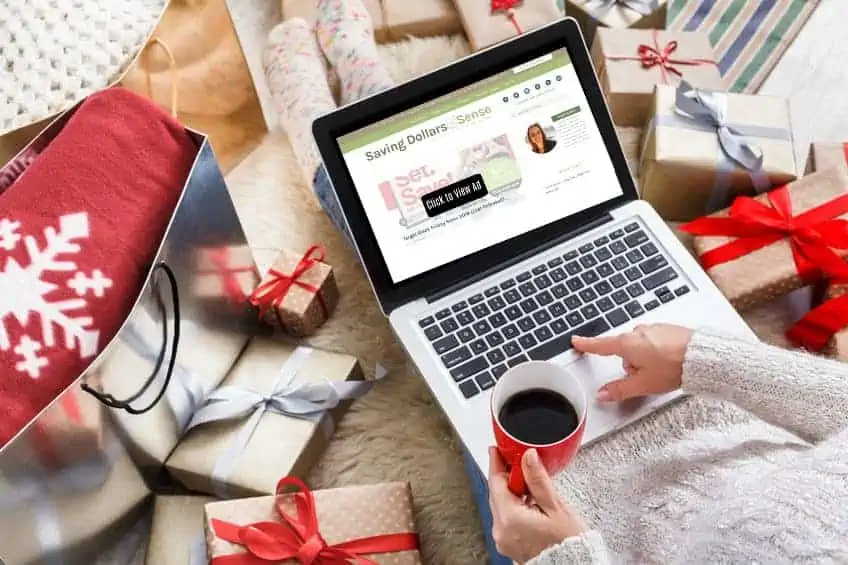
[498,388,579,445]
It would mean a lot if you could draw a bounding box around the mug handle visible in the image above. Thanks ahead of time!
[507,462,527,497]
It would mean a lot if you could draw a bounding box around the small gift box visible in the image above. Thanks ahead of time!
[249,245,339,337]
[165,339,370,499]
[97,309,248,472]
[145,495,216,565]
[805,142,848,174]
[681,168,848,311]
[0,440,150,565]
[590,28,724,126]
[204,477,421,564]
[567,0,667,46]
[192,244,260,305]
[641,81,798,221]
[454,0,562,51]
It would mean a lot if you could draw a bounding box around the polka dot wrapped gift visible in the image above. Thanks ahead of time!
[786,281,848,361]
[203,477,422,565]
[249,246,340,338]
[681,167,848,311]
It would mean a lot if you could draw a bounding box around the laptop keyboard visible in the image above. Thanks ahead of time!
[417,221,691,400]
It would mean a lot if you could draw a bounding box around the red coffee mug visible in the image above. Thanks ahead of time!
[491,361,588,496]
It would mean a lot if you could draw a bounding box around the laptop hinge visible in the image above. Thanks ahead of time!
[426,213,614,304]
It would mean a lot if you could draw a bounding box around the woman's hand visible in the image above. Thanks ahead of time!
[488,447,587,563]
[572,323,693,402]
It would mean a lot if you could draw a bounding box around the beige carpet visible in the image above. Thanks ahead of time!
[223,32,811,564]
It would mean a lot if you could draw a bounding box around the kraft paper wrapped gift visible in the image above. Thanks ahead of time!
[165,339,368,499]
[455,0,562,51]
[824,282,848,359]
[281,0,460,42]
[682,168,848,311]
[98,309,248,472]
[204,479,421,564]
[590,28,724,127]
[0,440,151,565]
[805,142,848,174]
[145,495,216,565]
[567,0,667,46]
[249,246,339,337]
[640,82,798,222]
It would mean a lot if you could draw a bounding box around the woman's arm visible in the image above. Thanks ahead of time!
[683,331,848,443]
[528,532,611,565]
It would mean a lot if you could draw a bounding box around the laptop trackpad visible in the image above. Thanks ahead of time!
[562,352,651,441]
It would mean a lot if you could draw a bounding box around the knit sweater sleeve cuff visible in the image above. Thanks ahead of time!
[681,329,757,397]
[527,531,611,565]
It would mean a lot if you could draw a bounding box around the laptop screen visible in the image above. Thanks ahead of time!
[337,48,623,284]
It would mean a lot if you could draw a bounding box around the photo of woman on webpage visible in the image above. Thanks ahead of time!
[526,122,557,154]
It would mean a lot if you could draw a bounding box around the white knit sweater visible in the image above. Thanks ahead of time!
[530,331,848,565]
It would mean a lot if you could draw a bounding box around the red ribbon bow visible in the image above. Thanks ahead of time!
[607,29,718,84]
[249,246,328,322]
[209,477,420,565]
[680,185,848,284]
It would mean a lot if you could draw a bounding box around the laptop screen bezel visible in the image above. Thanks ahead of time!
[313,17,638,314]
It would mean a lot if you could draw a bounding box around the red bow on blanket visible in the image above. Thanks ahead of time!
[248,245,328,319]
[681,185,848,284]
[607,29,718,84]
[209,477,420,565]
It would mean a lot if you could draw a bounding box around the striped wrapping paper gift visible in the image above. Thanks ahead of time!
[667,0,819,93]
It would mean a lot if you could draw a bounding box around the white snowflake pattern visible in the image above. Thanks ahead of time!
[0,212,113,379]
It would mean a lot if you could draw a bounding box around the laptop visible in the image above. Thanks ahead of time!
[312,17,754,473]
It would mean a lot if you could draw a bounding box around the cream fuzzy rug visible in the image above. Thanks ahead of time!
[224,33,809,565]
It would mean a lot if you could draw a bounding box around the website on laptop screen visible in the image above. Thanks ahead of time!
[337,48,623,283]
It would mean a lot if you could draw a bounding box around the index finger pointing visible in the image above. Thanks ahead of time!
[572,334,625,356]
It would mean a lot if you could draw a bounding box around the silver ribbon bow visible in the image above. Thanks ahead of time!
[641,81,790,212]
[185,346,376,498]
[584,0,659,17]
[121,318,206,435]
[674,80,765,173]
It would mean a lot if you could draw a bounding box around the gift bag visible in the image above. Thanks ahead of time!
[0,42,261,565]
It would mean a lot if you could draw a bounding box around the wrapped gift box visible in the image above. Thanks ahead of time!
[98,310,248,473]
[251,246,339,337]
[455,0,562,51]
[145,495,216,565]
[825,282,848,359]
[0,440,150,565]
[590,28,724,126]
[204,480,421,564]
[281,0,461,42]
[683,168,848,311]
[641,83,798,221]
[567,0,667,46]
[165,339,366,499]
[805,142,848,174]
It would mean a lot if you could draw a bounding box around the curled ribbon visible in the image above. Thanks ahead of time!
[606,29,718,85]
[249,246,328,325]
[787,289,848,352]
[209,477,420,565]
[681,184,848,284]
[490,0,523,34]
